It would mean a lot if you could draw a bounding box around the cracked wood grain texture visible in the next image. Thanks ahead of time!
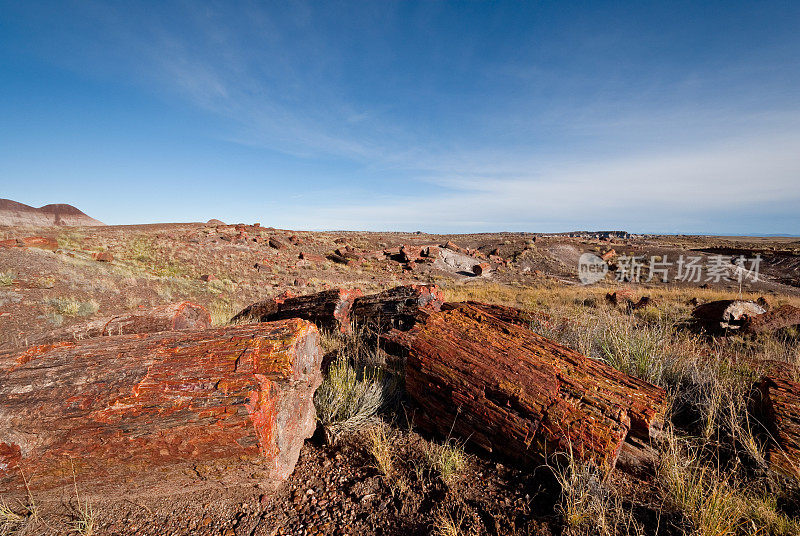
[388,302,667,475]
[757,369,800,479]
[0,319,322,494]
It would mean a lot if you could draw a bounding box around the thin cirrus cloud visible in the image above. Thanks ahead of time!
[1,1,798,233]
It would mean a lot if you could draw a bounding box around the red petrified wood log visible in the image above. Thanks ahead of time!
[351,285,444,332]
[233,289,363,334]
[7,302,211,349]
[387,303,667,475]
[743,305,800,334]
[757,369,800,478]
[692,300,765,332]
[0,320,322,495]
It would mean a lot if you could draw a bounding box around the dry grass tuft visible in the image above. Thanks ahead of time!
[424,439,467,485]
[0,272,13,287]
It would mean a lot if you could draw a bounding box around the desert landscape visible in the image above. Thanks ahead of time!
[1,205,799,535]
[3,2,800,535]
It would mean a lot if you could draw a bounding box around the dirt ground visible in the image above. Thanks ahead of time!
[1,223,798,535]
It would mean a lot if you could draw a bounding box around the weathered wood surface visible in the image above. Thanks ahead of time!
[757,368,800,479]
[233,289,363,333]
[692,300,765,332]
[449,301,553,330]
[743,305,800,334]
[0,320,322,494]
[351,285,444,332]
[6,302,211,350]
[387,302,667,475]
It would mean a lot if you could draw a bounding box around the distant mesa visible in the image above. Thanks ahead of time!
[207,218,226,225]
[0,199,105,227]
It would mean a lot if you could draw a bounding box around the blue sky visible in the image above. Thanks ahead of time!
[1,1,798,233]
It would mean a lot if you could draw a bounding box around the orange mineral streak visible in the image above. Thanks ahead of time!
[15,341,75,366]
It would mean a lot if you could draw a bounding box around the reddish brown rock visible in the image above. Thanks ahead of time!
[743,305,800,334]
[91,251,114,262]
[200,273,218,282]
[452,301,554,330]
[601,249,617,262]
[299,252,326,263]
[0,320,322,495]
[6,302,211,350]
[606,290,651,311]
[17,236,58,251]
[386,303,667,475]
[234,289,362,334]
[400,245,423,263]
[269,236,289,250]
[692,300,766,332]
[0,239,17,248]
[473,262,491,276]
[351,285,444,332]
[756,368,800,479]
[422,245,440,259]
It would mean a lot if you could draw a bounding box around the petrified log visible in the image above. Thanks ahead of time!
[692,300,766,332]
[473,262,491,276]
[351,285,444,333]
[451,301,553,330]
[756,369,800,479]
[269,236,289,250]
[387,303,667,475]
[6,302,211,350]
[234,289,362,334]
[230,291,296,324]
[0,320,322,495]
[743,305,800,334]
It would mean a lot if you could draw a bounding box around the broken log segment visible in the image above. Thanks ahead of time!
[0,319,322,495]
[233,289,363,333]
[387,302,667,475]
[756,368,800,479]
[6,301,211,350]
[261,288,363,333]
[743,304,800,335]
[691,300,766,333]
[350,285,444,333]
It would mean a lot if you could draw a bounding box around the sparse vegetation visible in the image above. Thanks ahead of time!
[0,272,13,286]
[424,439,467,484]
[47,297,99,317]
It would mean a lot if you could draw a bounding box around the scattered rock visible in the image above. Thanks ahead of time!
[269,237,289,250]
[92,251,114,262]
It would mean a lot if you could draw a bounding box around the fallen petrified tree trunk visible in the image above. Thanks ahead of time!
[387,302,667,475]
[756,369,800,479]
[455,301,553,330]
[233,289,363,333]
[7,302,211,349]
[743,305,800,335]
[351,285,444,332]
[692,300,766,332]
[0,320,322,495]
